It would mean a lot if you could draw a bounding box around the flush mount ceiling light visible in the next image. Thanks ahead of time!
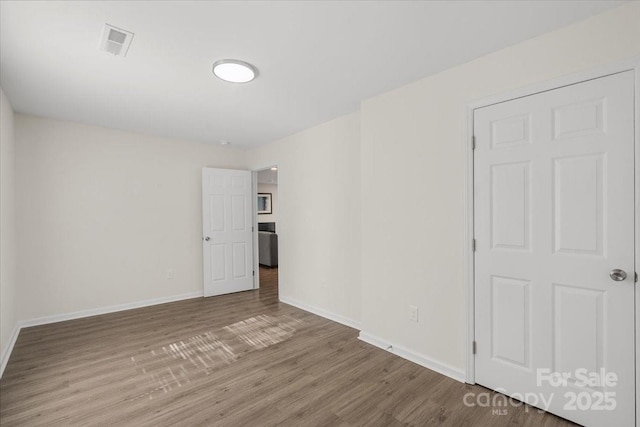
[270,167,278,171]
[212,59,257,83]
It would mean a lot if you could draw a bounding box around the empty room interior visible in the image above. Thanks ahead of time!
[1,1,640,426]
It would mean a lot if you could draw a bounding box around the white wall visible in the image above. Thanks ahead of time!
[247,112,362,326]
[3,2,638,381]
[0,88,17,365]
[257,183,278,225]
[360,2,640,373]
[15,115,245,321]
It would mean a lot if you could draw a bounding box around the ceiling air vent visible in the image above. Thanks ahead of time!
[99,24,134,57]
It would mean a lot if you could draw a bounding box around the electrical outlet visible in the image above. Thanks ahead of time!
[409,305,418,322]
[167,269,174,279]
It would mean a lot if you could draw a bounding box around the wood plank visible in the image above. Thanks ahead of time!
[0,267,576,426]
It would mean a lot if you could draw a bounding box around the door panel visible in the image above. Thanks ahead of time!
[232,242,248,278]
[491,114,531,148]
[474,71,634,427]
[553,155,604,255]
[211,245,226,281]
[491,276,530,368]
[231,195,246,230]
[209,195,225,231]
[553,284,604,378]
[202,168,254,297]
[491,162,530,250]
[553,99,604,140]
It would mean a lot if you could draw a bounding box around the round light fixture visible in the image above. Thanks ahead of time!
[212,59,257,83]
[270,167,278,171]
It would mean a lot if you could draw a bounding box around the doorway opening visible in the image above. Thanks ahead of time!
[256,166,278,296]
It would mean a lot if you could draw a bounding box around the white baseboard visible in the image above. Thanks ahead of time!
[0,291,203,379]
[0,323,21,379]
[358,331,466,383]
[19,291,203,328]
[279,296,361,330]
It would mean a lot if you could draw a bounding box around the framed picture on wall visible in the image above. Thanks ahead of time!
[257,193,272,214]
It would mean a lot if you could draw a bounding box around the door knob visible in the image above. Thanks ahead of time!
[204,236,210,241]
[609,269,627,282]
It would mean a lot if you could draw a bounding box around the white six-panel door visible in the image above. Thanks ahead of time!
[202,168,254,297]
[474,71,635,427]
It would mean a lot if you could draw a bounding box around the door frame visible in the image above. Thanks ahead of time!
[464,56,640,414]
[252,170,260,289]
[252,165,279,288]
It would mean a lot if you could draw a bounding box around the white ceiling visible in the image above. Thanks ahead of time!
[0,1,624,149]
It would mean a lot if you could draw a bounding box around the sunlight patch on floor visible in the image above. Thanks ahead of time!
[224,314,302,350]
[129,314,302,399]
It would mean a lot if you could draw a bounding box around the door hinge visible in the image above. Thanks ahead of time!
[635,272,638,283]
[472,238,476,252]
[253,270,255,276]
[472,136,476,150]
[472,341,477,354]
[252,226,254,232]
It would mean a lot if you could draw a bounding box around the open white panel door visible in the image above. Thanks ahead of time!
[202,168,254,297]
